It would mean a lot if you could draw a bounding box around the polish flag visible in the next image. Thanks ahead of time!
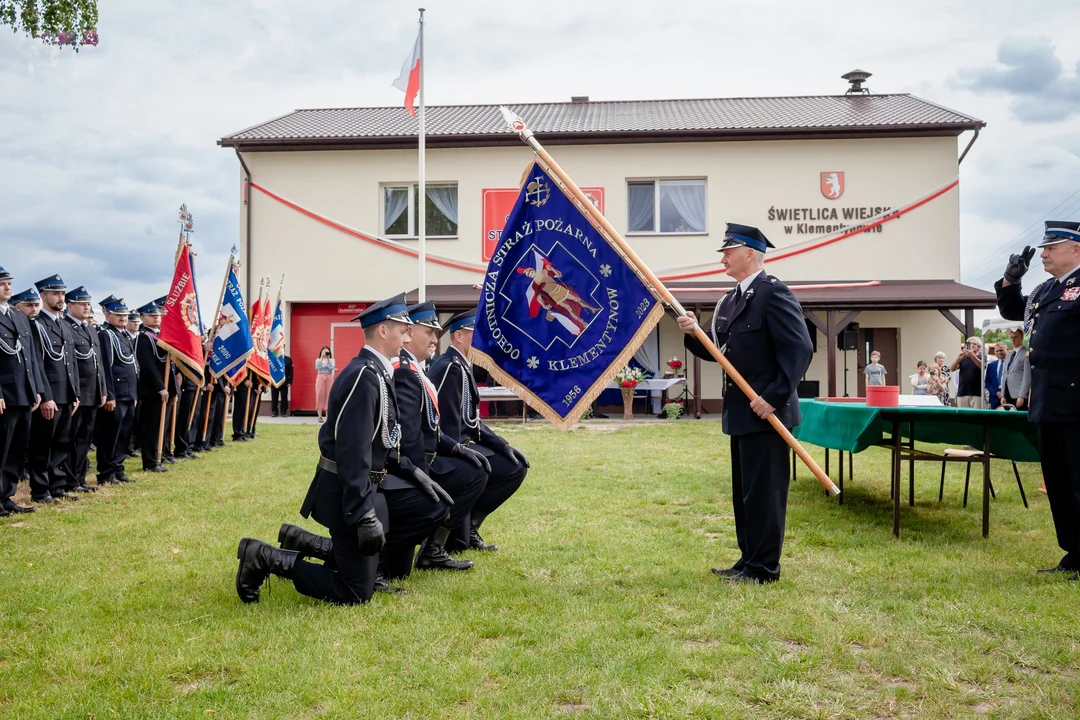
[392,30,421,117]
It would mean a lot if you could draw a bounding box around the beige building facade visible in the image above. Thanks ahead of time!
[221,92,993,412]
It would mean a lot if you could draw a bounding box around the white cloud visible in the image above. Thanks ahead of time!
[2,0,1080,314]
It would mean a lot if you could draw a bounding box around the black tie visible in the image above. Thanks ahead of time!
[733,286,743,305]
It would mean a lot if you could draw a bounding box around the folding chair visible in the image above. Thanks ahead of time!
[938,448,1028,509]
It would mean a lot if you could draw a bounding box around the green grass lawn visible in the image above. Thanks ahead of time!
[1,421,1078,719]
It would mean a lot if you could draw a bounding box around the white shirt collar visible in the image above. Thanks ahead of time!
[1057,262,1080,284]
[0,303,8,315]
[738,270,764,294]
[364,345,395,376]
[449,345,471,367]
[400,346,431,373]
[41,307,60,321]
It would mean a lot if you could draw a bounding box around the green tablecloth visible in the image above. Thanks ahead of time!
[792,400,1041,463]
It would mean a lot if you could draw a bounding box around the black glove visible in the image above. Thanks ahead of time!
[355,509,385,555]
[452,443,492,473]
[1004,246,1036,285]
[509,446,530,469]
[412,468,454,505]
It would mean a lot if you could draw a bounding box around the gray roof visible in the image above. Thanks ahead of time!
[220,94,984,150]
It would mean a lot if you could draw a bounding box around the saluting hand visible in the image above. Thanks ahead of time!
[1003,246,1036,286]
[749,395,775,419]
[677,312,698,334]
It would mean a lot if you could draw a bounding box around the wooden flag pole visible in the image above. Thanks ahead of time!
[206,250,236,356]
[169,392,179,450]
[222,385,232,439]
[500,107,839,496]
[187,385,200,427]
[247,381,262,432]
[156,356,172,465]
[200,383,214,440]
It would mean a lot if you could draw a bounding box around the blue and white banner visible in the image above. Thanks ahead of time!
[209,264,254,379]
[471,162,664,428]
[267,297,286,388]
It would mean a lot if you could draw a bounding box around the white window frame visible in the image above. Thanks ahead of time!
[626,178,708,235]
[382,182,459,239]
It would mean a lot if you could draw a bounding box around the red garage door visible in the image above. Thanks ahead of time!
[290,302,369,412]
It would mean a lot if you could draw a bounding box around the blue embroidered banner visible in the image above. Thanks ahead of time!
[209,264,254,379]
[471,162,664,428]
[267,296,287,388]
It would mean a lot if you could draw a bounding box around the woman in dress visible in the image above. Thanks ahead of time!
[314,346,335,422]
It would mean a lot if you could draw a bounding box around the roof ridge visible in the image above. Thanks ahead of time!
[286,94,917,114]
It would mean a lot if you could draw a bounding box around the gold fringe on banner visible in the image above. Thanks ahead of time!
[469,302,664,430]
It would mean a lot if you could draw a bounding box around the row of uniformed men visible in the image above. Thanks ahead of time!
[235,295,529,602]
[0,268,262,516]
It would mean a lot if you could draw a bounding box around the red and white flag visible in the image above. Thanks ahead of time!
[245,289,272,382]
[392,29,421,117]
[157,243,205,382]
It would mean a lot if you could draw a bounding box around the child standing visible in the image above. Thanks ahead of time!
[864,350,887,387]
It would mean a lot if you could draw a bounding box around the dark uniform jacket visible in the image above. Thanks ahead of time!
[684,273,813,436]
[301,348,416,532]
[428,346,510,455]
[0,308,44,408]
[996,271,1080,423]
[31,311,80,405]
[135,327,176,398]
[394,349,458,476]
[99,324,139,403]
[0,307,44,407]
[66,316,107,406]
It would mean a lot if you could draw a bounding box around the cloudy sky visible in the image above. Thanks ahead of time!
[2,0,1079,316]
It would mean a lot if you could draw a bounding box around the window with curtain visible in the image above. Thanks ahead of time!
[382,183,459,237]
[626,179,706,234]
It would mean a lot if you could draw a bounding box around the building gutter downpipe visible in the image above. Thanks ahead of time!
[958,127,980,165]
[235,148,253,297]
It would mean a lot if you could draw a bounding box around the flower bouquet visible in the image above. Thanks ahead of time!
[615,366,650,420]
[668,356,684,378]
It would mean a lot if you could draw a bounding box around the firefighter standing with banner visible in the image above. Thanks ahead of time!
[678,224,813,585]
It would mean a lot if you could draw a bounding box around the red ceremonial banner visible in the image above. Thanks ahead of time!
[246,292,272,382]
[482,187,604,262]
[157,244,205,383]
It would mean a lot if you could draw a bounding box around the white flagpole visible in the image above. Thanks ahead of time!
[417,8,427,302]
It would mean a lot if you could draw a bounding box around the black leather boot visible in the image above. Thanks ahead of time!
[235,538,299,604]
[416,528,473,571]
[470,511,499,551]
[278,523,333,561]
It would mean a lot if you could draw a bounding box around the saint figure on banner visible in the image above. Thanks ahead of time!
[517,258,600,332]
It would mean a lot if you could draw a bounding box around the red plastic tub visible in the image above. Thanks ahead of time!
[865,385,899,407]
